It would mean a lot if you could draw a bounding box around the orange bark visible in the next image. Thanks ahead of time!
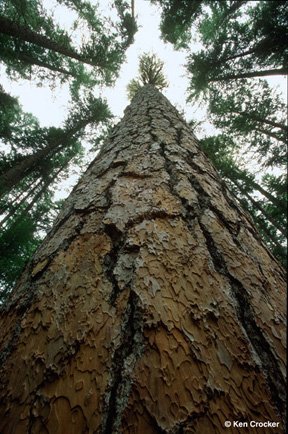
[0,85,286,433]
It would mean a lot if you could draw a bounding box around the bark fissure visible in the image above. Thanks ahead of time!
[157,141,196,231]
[0,321,22,366]
[158,135,242,249]
[199,221,286,419]
[103,222,126,305]
[0,85,285,433]
[102,291,144,434]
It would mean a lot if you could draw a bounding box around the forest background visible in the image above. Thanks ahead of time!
[0,0,287,301]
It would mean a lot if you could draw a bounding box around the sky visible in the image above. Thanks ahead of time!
[1,0,286,131]
[1,0,286,198]
[1,1,207,129]
[0,0,209,199]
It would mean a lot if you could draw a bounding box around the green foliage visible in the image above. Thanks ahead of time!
[0,1,138,299]
[0,215,41,302]
[127,53,168,99]
[208,79,287,167]
[186,0,288,96]
[0,0,137,95]
[200,134,287,266]
[155,0,287,265]
[151,0,204,48]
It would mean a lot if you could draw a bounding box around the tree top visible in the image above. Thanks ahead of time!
[127,52,168,100]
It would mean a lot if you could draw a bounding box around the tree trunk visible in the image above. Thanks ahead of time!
[0,178,42,228]
[215,34,286,66]
[0,141,60,197]
[243,177,286,212]
[0,85,286,434]
[232,190,285,253]
[14,50,75,76]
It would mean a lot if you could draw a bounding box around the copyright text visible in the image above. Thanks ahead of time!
[224,420,280,428]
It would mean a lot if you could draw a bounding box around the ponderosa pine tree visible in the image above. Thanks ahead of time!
[208,80,287,164]
[151,0,249,49]
[127,52,168,99]
[184,1,288,93]
[0,85,286,433]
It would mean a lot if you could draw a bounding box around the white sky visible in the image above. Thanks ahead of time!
[1,0,286,198]
[1,0,286,130]
[0,1,210,129]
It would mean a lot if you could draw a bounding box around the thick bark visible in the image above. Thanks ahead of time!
[0,85,286,434]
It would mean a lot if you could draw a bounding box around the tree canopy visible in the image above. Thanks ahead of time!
[0,0,137,96]
[127,52,168,99]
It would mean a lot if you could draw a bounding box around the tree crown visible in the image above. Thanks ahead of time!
[127,52,168,99]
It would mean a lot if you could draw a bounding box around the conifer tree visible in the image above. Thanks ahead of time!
[0,84,286,433]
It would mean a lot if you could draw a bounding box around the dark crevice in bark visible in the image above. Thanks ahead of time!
[91,158,126,180]
[230,276,286,419]
[186,163,241,237]
[175,124,183,146]
[120,171,152,179]
[158,138,243,253]
[126,210,180,230]
[102,173,127,304]
[103,222,125,306]
[102,291,143,434]
[144,407,168,433]
[186,149,275,252]
[199,221,286,420]
[104,211,179,306]
[154,142,196,230]
[170,409,209,434]
[22,215,86,304]
[0,320,22,366]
